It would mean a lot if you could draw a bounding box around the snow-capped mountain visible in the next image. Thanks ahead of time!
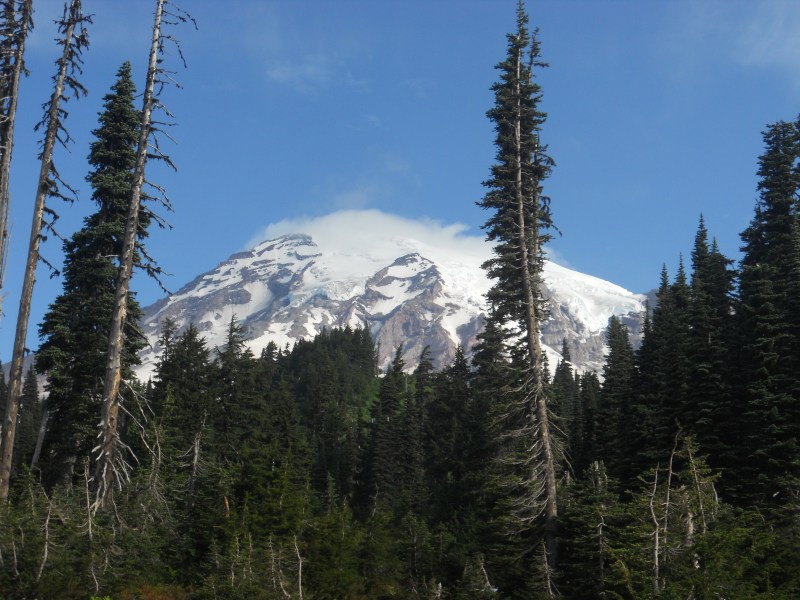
[137,219,646,380]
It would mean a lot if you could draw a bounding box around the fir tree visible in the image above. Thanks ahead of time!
[685,218,735,481]
[35,62,143,486]
[476,2,559,590]
[598,315,638,489]
[12,366,40,477]
[735,118,800,506]
[551,340,580,473]
[576,372,601,475]
[425,346,472,525]
[370,346,407,510]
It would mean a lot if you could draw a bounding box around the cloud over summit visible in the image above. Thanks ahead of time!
[248,210,491,272]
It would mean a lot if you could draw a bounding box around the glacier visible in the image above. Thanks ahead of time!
[137,219,646,381]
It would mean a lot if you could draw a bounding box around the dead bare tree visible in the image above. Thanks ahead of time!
[0,0,33,303]
[93,0,193,512]
[648,466,661,596]
[0,0,89,500]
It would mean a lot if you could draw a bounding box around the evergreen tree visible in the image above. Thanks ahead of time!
[95,0,190,510]
[645,262,691,458]
[402,345,430,514]
[551,340,580,473]
[476,2,559,590]
[597,315,638,489]
[12,366,40,477]
[35,62,143,486]
[425,346,470,524]
[576,372,601,475]
[735,118,800,506]
[370,346,407,510]
[557,462,620,599]
[685,218,736,481]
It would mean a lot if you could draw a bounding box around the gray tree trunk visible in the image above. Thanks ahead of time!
[0,0,83,500]
[93,0,164,512]
[30,409,48,470]
[512,37,558,584]
[0,0,32,303]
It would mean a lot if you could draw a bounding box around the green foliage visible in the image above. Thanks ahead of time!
[5,12,800,600]
[733,118,800,507]
[597,315,638,489]
[36,62,144,487]
[12,367,42,476]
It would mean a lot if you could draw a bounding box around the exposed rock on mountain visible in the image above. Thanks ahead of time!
[138,232,646,379]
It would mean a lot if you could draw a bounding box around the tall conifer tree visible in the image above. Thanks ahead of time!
[597,316,637,486]
[476,1,559,591]
[686,218,735,478]
[736,118,800,505]
[36,62,143,485]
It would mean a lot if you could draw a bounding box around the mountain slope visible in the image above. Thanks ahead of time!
[138,230,646,380]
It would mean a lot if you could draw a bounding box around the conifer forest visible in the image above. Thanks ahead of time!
[2,1,800,598]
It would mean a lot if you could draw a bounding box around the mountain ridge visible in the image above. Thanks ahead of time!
[137,231,647,381]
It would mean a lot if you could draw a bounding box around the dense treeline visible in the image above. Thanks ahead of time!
[2,1,800,598]
[2,257,800,598]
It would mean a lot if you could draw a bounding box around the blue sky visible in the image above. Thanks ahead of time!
[2,0,800,356]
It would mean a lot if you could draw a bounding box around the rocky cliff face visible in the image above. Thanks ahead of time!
[137,233,646,380]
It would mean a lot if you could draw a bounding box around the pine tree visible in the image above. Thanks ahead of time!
[11,366,40,477]
[403,345,430,514]
[35,62,143,486]
[551,340,580,473]
[650,262,691,453]
[576,372,601,475]
[476,2,559,590]
[685,217,736,481]
[735,118,800,506]
[597,315,638,489]
[370,346,407,510]
[95,0,193,510]
[557,462,620,599]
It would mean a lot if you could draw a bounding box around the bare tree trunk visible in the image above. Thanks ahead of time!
[592,462,607,598]
[0,0,84,500]
[662,433,678,553]
[294,534,304,600]
[186,426,203,509]
[36,497,52,582]
[649,466,661,597]
[0,0,32,302]
[93,0,164,512]
[30,409,48,469]
[685,440,708,534]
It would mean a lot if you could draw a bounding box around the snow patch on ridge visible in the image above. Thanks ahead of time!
[137,211,647,381]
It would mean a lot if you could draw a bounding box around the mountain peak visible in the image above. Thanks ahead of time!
[137,231,646,381]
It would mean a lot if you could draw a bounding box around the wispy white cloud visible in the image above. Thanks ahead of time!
[331,184,381,210]
[734,2,800,75]
[238,3,371,93]
[245,209,576,278]
[265,54,345,90]
[665,0,800,85]
[246,210,489,271]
